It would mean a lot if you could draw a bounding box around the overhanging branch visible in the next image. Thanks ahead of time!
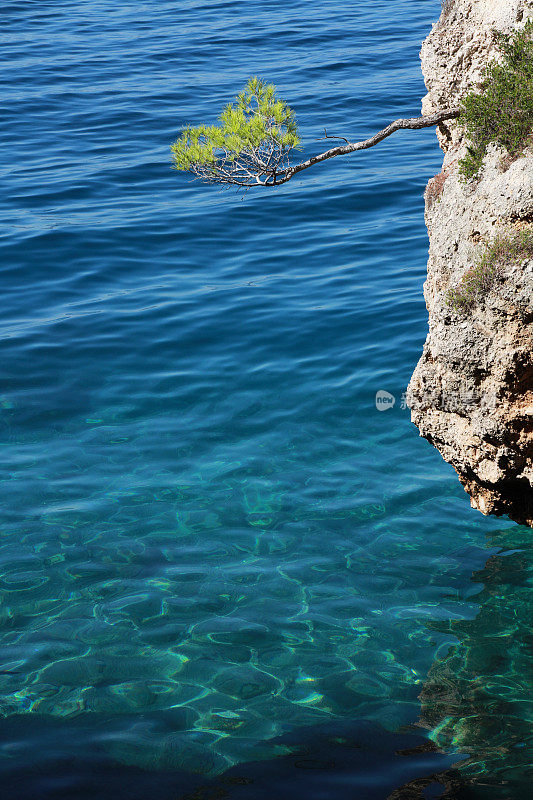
[267,107,461,187]
[172,78,463,189]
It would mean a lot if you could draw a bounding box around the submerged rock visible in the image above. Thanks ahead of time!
[418,526,532,798]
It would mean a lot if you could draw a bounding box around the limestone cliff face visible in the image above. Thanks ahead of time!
[407,0,533,527]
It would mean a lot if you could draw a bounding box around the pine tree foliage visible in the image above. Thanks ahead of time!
[171,78,301,187]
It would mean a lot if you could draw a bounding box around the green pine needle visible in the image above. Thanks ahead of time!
[171,78,301,178]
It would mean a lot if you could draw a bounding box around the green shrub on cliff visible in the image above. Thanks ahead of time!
[459,22,533,180]
[446,229,533,310]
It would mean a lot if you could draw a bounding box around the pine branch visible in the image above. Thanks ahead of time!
[172,79,462,189]
[267,107,461,187]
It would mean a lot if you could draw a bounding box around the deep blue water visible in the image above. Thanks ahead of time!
[1,1,531,798]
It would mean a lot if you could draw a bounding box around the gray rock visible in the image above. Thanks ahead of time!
[407,0,533,527]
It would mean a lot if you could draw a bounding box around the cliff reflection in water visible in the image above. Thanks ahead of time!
[420,525,532,799]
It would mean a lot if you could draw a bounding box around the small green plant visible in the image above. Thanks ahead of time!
[171,77,301,186]
[446,229,533,310]
[459,22,533,180]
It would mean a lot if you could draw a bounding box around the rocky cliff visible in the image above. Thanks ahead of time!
[407,0,533,528]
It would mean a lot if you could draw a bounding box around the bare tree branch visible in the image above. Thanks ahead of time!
[268,107,461,187]
[317,129,351,144]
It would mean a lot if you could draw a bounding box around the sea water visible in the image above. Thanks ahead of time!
[0,1,530,798]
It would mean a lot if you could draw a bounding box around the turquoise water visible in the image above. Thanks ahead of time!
[1,1,530,797]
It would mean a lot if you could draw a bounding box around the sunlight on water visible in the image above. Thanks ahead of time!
[0,0,530,797]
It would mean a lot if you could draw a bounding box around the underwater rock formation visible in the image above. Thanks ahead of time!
[407,0,533,527]
[419,524,532,799]
[388,527,532,800]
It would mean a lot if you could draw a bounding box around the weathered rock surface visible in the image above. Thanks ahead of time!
[407,0,533,527]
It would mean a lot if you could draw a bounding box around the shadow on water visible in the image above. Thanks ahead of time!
[1,713,460,800]
[402,524,533,800]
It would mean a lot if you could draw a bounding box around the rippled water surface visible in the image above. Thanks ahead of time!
[1,1,531,798]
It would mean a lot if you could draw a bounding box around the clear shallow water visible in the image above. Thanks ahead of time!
[0,1,530,798]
